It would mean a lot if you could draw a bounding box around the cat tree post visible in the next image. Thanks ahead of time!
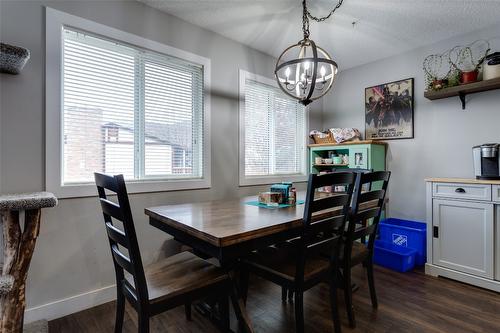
[0,192,57,333]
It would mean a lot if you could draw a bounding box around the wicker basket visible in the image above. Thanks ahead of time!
[310,131,336,144]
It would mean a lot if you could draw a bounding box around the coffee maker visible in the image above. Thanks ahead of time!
[473,144,500,180]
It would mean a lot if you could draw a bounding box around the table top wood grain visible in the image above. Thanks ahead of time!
[145,195,309,247]
[145,193,380,248]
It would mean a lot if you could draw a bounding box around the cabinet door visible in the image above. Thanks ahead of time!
[496,205,500,281]
[348,148,368,169]
[433,199,494,279]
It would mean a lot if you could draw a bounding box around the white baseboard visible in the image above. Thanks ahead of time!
[24,284,117,324]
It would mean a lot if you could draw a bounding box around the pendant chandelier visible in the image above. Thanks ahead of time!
[275,0,343,106]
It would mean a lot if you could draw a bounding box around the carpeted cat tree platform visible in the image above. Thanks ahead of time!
[0,192,57,333]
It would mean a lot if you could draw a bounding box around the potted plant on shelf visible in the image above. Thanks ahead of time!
[449,40,490,85]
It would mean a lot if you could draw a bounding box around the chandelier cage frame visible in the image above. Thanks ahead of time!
[274,0,343,106]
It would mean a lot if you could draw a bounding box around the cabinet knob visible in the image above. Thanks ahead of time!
[455,188,466,193]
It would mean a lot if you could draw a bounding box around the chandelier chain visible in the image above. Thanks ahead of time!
[302,0,344,38]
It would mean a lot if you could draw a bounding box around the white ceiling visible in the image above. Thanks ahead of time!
[139,0,500,70]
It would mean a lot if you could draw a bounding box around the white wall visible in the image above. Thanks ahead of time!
[323,23,500,221]
[0,0,322,322]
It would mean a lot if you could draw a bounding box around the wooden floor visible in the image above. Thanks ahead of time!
[49,265,500,332]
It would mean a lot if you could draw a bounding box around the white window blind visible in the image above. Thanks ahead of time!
[243,77,306,178]
[62,28,204,185]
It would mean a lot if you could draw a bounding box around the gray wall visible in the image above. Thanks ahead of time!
[0,0,322,317]
[323,23,500,221]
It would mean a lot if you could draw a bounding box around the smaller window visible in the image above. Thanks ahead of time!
[239,70,308,186]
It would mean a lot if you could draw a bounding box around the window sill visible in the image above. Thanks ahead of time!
[239,174,308,187]
[47,178,211,199]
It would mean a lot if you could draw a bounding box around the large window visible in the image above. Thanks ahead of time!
[239,70,307,186]
[46,9,210,197]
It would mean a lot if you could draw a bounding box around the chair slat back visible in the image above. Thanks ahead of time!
[347,171,391,252]
[295,172,357,283]
[95,173,149,305]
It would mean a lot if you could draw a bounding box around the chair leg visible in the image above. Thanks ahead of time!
[329,271,342,333]
[114,291,125,333]
[288,288,294,302]
[185,302,192,321]
[239,267,250,304]
[282,287,287,302]
[343,268,356,328]
[219,295,230,332]
[294,291,304,333]
[365,259,378,308]
[138,311,149,333]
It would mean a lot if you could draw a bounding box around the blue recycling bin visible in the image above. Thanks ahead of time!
[373,240,417,272]
[378,218,427,266]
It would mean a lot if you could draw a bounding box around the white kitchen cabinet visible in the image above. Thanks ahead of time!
[426,178,500,292]
[432,199,494,279]
[496,205,500,281]
[493,185,500,203]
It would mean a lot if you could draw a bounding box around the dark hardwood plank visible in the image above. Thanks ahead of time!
[49,266,500,333]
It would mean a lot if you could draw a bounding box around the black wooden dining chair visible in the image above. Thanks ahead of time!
[280,168,374,303]
[240,172,357,333]
[95,173,231,333]
[338,170,391,328]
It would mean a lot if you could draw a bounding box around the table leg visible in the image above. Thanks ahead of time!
[227,271,254,333]
[1,209,42,333]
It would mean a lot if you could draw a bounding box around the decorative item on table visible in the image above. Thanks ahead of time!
[309,130,336,144]
[342,154,349,164]
[423,50,453,91]
[314,156,323,164]
[328,128,361,143]
[270,183,292,204]
[288,188,297,205]
[483,52,500,81]
[258,192,283,206]
[323,158,333,164]
[365,78,414,140]
[449,40,490,84]
[0,42,30,74]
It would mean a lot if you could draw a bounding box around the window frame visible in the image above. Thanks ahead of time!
[238,70,308,187]
[46,7,211,198]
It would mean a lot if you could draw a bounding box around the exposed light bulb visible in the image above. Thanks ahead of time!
[285,67,291,80]
[334,68,338,75]
[320,66,326,78]
[304,61,310,71]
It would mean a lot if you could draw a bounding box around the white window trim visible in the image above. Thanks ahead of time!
[238,69,308,187]
[45,7,211,198]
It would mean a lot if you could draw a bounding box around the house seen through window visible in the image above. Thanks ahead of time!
[62,28,204,185]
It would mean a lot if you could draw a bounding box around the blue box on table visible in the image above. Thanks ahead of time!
[270,183,292,204]
[378,218,427,265]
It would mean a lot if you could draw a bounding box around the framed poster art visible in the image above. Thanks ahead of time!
[365,78,414,140]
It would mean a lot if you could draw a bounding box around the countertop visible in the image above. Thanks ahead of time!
[425,177,500,185]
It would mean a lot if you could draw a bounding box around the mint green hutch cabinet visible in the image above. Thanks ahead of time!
[308,140,387,174]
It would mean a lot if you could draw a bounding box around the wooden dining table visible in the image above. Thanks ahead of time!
[145,193,380,332]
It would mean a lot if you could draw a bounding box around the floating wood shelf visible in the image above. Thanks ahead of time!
[308,140,387,147]
[424,77,500,110]
[313,163,349,167]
